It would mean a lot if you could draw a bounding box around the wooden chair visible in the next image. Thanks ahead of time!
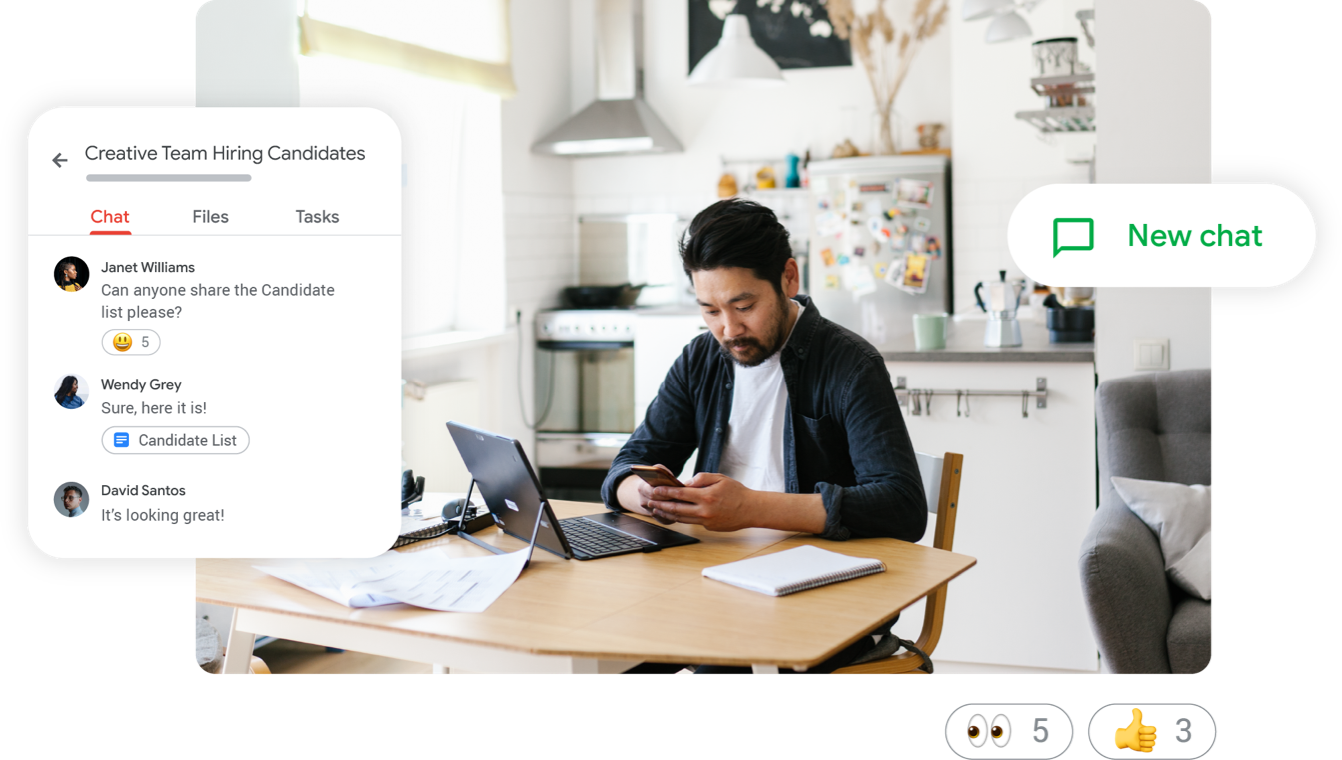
[834,451,964,674]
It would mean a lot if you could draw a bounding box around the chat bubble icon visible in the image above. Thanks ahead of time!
[1053,217,1094,257]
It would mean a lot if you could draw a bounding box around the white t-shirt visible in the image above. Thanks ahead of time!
[719,302,804,493]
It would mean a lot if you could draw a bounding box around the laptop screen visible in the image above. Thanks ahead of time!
[446,421,572,559]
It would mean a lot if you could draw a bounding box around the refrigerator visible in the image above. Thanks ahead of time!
[805,155,951,351]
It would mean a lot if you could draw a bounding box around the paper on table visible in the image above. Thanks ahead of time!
[255,547,529,613]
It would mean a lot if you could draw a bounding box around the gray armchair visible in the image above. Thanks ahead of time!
[1080,369,1211,673]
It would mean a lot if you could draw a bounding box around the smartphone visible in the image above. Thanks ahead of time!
[629,465,685,489]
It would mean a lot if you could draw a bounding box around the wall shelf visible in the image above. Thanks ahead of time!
[1030,72,1095,97]
[1015,106,1095,133]
[1019,69,1096,134]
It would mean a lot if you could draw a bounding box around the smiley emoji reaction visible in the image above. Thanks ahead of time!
[113,332,132,352]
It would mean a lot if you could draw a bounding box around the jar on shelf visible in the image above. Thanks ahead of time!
[1032,37,1079,77]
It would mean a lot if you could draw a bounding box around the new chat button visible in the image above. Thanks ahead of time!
[1008,184,1314,286]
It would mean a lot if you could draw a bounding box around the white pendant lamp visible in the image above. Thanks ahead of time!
[985,11,1033,43]
[965,0,1041,44]
[688,14,784,87]
[962,0,1014,22]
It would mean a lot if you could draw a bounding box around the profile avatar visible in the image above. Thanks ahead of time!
[56,484,88,518]
[54,375,84,409]
[54,257,88,292]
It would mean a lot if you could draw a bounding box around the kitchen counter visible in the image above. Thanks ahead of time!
[634,303,702,316]
[882,318,1093,363]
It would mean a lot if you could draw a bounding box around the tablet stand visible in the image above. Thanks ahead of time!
[455,479,546,570]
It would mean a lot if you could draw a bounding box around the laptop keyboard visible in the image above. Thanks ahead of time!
[559,517,653,555]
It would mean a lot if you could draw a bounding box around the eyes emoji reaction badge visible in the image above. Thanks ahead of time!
[971,714,1009,751]
[113,332,132,352]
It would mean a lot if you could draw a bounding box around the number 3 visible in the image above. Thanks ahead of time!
[1034,717,1048,742]
[1177,718,1192,743]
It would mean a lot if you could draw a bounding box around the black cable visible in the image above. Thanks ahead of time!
[848,625,935,673]
[518,310,555,430]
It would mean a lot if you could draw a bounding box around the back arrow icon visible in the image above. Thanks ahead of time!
[53,153,68,168]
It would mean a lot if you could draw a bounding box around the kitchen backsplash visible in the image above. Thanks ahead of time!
[951,168,1087,314]
[505,191,577,315]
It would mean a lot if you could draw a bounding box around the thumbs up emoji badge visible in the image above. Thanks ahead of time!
[1115,708,1157,753]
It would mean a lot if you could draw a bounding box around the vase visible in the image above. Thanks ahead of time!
[872,107,902,155]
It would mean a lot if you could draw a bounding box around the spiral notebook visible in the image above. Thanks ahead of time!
[702,545,886,597]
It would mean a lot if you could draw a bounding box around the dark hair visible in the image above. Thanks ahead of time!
[55,258,82,287]
[64,486,82,498]
[679,199,792,294]
[56,376,78,401]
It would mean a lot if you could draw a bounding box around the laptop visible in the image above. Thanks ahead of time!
[446,421,699,560]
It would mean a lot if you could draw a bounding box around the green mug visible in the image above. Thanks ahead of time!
[913,313,949,350]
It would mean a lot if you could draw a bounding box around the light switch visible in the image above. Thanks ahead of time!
[1133,339,1170,371]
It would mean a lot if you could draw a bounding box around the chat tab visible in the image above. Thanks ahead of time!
[28,108,401,559]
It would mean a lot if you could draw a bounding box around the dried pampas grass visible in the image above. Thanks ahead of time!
[830,0,948,154]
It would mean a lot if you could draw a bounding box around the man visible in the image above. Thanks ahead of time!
[59,485,86,517]
[59,259,83,292]
[603,198,926,546]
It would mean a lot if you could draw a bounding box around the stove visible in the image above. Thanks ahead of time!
[532,309,639,501]
[536,309,637,346]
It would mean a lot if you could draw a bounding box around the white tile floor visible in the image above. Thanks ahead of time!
[933,660,1099,675]
[675,661,1100,675]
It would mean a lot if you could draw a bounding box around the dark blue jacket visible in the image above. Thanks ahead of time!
[601,294,927,542]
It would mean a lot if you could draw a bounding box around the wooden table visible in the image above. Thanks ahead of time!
[196,500,976,674]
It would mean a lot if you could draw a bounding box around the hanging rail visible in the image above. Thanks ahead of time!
[894,378,1048,418]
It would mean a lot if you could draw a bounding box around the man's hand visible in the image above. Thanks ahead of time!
[645,472,757,532]
[1114,708,1156,753]
[615,464,680,524]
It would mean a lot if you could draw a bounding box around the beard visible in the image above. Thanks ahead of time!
[717,296,792,367]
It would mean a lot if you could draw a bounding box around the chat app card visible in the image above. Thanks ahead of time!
[29,108,401,558]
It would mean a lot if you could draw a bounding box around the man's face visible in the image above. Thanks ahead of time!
[692,260,800,367]
[63,489,82,511]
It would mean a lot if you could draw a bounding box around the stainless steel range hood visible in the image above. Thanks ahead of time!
[532,0,682,157]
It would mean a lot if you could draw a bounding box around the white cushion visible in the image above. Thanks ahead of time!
[1168,532,1211,601]
[1111,476,1211,601]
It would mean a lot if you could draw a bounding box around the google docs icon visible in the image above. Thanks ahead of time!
[113,432,130,448]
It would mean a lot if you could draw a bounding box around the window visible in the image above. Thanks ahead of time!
[297,1,509,336]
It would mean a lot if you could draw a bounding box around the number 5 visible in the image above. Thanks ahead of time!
[142,335,149,348]
[1034,717,1048,743]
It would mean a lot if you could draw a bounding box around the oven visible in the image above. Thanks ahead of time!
[533,309,638,501]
